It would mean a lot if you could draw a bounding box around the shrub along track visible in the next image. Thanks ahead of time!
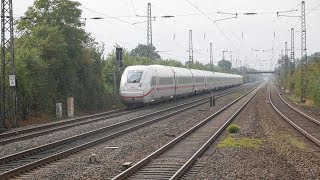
[0,83,258,179]
[111,83,263,179]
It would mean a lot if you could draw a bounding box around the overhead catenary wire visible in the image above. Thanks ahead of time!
[184,0,248,63]
[81,3,197,62]
[185,0,231,41]
[273,0,320,59]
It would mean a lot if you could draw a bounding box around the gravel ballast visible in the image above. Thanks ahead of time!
[10,83,320,180]
[193,83,320,179]
[13,86,252,179]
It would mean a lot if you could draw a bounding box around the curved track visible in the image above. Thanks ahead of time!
[268,83,320,147]
[0,83,257,179]
[112,83,264,179]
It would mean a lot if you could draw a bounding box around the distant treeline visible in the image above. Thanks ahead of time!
[276,52,320,107]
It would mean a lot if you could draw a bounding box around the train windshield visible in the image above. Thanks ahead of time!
[127,70,143,83]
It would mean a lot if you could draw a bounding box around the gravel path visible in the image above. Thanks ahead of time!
[13,87,252,179]
[193,83,320,179]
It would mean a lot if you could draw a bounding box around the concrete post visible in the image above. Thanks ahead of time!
[56,103,62,118]
[67,97,74,117]
[210,91,215,107]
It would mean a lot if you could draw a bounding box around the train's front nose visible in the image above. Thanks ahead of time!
[120,83,145,104]
[119,69,146,105]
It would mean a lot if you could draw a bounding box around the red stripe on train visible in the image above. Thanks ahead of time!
[120,84,209,99]
[120,89,154,99]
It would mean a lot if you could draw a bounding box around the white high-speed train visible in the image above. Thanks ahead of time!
[119,65,243,106]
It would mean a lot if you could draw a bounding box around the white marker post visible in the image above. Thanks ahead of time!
[9,75,15,87]
[56,103,62,118]
[67,97,74,117]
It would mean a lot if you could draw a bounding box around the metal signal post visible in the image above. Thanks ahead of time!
[210,43,213,71]
[284,42,288,89]
[147,3,152,47]
[290,28,295,67]
[114,47,123,95]
[1,0,17,128]
[300,1,307,102]
[188,30,193,68]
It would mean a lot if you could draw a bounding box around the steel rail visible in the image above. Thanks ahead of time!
[0,83,253,144]
[170,83,263,179]
[0,109,125,139]
[268,83,320,147]
[275,87,320,126]
[112,83,263,179]
[0,84,254,179]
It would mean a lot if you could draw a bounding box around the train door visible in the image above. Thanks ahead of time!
[169,67,177,98]
[151,70,158,100]
[191,71,195,94]
[173,71,177,98]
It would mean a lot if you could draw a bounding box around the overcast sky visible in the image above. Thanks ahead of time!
[15,0,320,70]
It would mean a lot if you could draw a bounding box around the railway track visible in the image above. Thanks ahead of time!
[0,83,258,179]
[268,83,320,147]
[112,83,264,179]
[0,109,129,145]
[0,83,254,146]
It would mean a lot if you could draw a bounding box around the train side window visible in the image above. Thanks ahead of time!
[178,76,189,84]
[195,77,204,83]
[159,77,173,85]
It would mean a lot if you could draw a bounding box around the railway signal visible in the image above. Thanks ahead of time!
[116,47,123,71]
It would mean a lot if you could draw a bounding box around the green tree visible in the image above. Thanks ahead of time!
[218,59,232,72]
[130,44,161,60]
[15,0,107,118]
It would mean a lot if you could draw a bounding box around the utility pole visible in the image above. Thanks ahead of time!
[209,43,213,71]
[237,54,240,68]
[188,30,193,68]
[290,28,295,68]
[284,42,288,89]
[147,3,152,61]
[222,50,228,60]
[147,3,152,47]
[300,1,307,102]
[1,0,16,129]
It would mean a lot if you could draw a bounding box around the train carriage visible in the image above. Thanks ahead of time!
[190,69,206,94]
[119,65,243,106]
[170,66,193,98]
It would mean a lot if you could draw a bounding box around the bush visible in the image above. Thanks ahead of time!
[227,124,241,133]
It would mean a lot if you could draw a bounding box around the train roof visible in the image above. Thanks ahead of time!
[124,65,243,78]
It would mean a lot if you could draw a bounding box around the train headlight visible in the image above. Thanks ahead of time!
[138,83,142,89]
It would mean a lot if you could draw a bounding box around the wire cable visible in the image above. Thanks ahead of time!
[185,0,231,41]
